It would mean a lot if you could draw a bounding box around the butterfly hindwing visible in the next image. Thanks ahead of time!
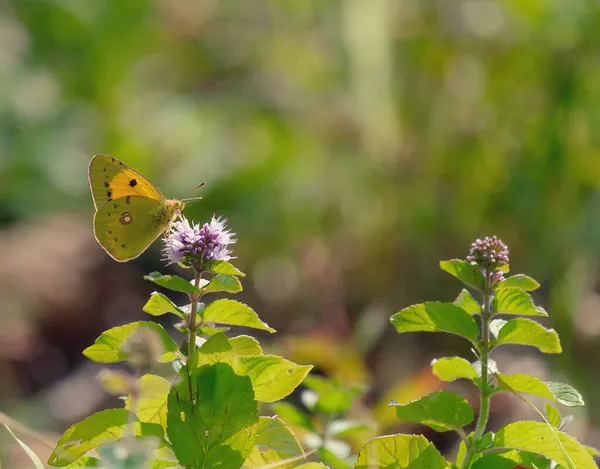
[89,154,165,210]
[93,195,169,261]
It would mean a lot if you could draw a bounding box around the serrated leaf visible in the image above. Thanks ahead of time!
[546,403,562,427]
[244,416,305,469]
[440,259,485,291]
[431,357,477,382]
[143,292,186,319]
[202,274,243,294]
[203,299,275,332]
[195,333,240,368]
[355,434,447,469]
[493,289,548,317]
[493,318,561,353]
[496,274,540,292]
[167,363,258,469]
[391,390,474,432]
[48,409,163,466]
[390,302,479,344]
[494,420,596,469]
[203,260,245,277]
[496,373,584,407]
[472,450,550,469]
[144,272,201,295]
[271,402,315,432]
[82,321,178,364]
[230,335,263,356]
[125,374,171,429]
[241,355,312,403]
[454,289,482,315]
[4,424,45,469]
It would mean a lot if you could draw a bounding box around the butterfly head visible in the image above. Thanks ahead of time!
[165,199,186,222]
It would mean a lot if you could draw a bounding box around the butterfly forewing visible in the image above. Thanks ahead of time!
[93,196,169,262]
[88,155,165,210]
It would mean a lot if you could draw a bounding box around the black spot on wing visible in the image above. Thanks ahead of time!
[104,182,109,187]
[106,190,112,200]
[126,196,131,204]
[121,244,126,248]
[129,179,137,187]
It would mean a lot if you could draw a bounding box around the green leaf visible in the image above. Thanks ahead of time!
[4,424,45,469]
[244,416,305,469]
[143,292,186,319]
[125,374,171,429]
[318,447,350,469]
[96,369,134,395]
[489,319,507,338]
[229,335,263,356]
[302,376,359,414]
[203,299,276,332]
[391,390,474,432]
[355,434,447,469]
[167,363,258,469]
[202,274,243,294]
[64,457,101,468]
[82,321,178,363]
[493,318,561,354]
[203,260,245,277]
[496,274,540,292]
[328,420,373,438]
[241,355,312,403]
[440,260,485,291]
[198,326,231,336]
[271,402,315,432]
[145,272,202,294]
[494,421,596,469]
[48,409,163,466]
[546,403,562,427]
[472,450,550,469]
[454,289,482,315]
[294,465,328,469]
[390,302,479,344]
[431,357,477,382]
[493,289,548,317]
[496,373,584,407]
[195,333,240,368]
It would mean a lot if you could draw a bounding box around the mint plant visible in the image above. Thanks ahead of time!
[356,236,597,469]
[47,215,314,468]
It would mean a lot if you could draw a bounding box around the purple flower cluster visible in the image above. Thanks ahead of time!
[163,215,235,266]
[466,235,509,271]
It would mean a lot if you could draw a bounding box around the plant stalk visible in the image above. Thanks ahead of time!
[186,268,203,371]
[460,271,493,469]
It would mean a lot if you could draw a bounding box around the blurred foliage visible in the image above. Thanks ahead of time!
[3,0,600,463]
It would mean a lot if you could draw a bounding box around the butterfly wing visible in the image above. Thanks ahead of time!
[88,154,165,210]
[93,196,170,262]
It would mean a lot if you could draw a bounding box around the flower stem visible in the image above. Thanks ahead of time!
[460,271,493,469]
[186,268,203,371]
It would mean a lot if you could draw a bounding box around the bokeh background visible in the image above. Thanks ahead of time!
[2,0,600,466]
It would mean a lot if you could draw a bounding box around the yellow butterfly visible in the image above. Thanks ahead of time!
[88,155,193,262]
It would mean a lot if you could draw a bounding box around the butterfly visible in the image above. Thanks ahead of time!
[88,155,195,262]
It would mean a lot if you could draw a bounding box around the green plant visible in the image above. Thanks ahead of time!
[363,236,597,469]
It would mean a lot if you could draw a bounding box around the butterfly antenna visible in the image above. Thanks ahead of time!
[180,182,205,202]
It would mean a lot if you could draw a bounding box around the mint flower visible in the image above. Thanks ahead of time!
[164,215,235,266]
[466,235,509,271]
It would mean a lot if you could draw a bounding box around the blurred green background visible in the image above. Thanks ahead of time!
[2,0,600,465]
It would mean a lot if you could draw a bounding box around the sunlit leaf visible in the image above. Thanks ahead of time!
[390,302,479,344]
[493,289,547,317]
[144,272,201,295]
[143,292,186,319]
[203,299,275,332]
[202,274,243,294]
[48,409,163,466]
[493,318,561,353]
[496,274,540,292]
[355,434,447,469]
[454,289,482,315]
[391,390,474,432]
[167,363,258,469]
[125,374,171,429]
[472,450,550,469]
[494,421,595,469]
[82,321,178,363]
[244,416,305,469]
[229,335,263,356]
[546,403,561,428]
[203,260,245,277]
[439,260,485,291]
[496,373,584,407]
[431,357,477,382]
